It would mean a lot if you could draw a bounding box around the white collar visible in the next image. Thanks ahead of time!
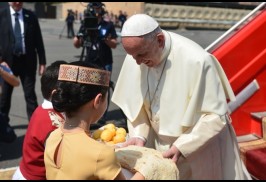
[42,99,53,109]
[10,6,23,16]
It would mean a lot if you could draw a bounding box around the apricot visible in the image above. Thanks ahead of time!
[104,123,116,130]
[92,129,103,140]
[106,141,115,145]
[100,129,114,142]
[106,127,116,138]
[116,127,127,137]
[113,134,126,144]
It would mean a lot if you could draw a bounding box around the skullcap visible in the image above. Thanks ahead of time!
[121,14,159,37]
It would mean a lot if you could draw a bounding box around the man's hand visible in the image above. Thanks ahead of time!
[119,137,145,148]
[104,34,117,48]
[39,64,46,76]
[73,36,82,48]
[162,145,182,163]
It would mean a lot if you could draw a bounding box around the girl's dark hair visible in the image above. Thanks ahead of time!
[51,61,109,117]
[41,60,67,100]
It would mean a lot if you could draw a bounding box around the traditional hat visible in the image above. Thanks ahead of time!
[58,64,110,87]
[121,14,159,37]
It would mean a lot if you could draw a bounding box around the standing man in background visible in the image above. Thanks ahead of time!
[73,2,118,124]
[118,10,127,31]
[0,2,46,125]
[65,9,75,39]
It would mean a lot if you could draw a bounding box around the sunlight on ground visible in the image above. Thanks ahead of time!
[0,167,17,180]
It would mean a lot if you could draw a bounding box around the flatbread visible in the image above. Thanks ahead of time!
[115,145,179,180]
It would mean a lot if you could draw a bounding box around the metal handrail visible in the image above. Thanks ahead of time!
[205,2,266,52]
[155,18,237,25]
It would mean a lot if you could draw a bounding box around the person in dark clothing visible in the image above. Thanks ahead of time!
[0,2,46,124]
[65,10,75,38]
[118,10,127,30]
[0,57,19,143]
[73,2,118,123]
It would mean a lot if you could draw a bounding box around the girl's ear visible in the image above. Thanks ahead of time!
[51,89,56,95]
[50,89,57,100]
[93,93,103,109]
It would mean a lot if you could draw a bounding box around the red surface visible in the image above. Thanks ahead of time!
[211,9,266,136]
[246,147,266,180]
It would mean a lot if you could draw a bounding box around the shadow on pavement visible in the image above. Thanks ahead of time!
[12,125,28,130]
[0,135,24,162]
[9,114,28,121]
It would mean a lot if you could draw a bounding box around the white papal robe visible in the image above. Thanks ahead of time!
[112,30,251,180]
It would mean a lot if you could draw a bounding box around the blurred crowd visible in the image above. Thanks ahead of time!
[66,8,128,30]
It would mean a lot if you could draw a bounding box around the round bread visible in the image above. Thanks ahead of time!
[115,145,179,180]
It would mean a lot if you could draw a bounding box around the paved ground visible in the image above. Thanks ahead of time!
[0,18,225,170]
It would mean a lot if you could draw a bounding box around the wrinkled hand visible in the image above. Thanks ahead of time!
[162,145,182,163]
[119,137,145,148]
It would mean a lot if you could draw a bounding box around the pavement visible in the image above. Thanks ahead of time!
[0,18,225,171]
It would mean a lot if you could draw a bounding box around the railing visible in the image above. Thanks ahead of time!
[154,18,237,26]
[205,2,266,52]
[207,2,266,137]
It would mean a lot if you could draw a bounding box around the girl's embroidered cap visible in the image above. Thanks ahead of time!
[58,64,110,87]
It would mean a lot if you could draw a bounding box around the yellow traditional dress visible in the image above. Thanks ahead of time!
[44,128,121,180]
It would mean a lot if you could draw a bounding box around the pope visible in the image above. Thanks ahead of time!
[111,14,251,180]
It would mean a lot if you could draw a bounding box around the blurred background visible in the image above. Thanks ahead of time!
[0,1,262,177]
[0,2,261,30]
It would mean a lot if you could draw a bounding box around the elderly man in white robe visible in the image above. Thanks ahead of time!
[111,14,251,180]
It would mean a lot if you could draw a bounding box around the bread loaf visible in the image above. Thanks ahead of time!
[115,145,179,180]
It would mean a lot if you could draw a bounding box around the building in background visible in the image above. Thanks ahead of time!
[1,2,261,30]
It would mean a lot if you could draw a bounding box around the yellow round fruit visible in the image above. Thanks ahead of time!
[106,127,116,138]
[106,141,115,145]
[104,123,116,130]
[113,134,126,144]
[100,129,114,142]
[92,129,103,140]
[116,127,127,137]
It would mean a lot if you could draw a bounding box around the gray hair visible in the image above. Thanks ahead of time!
[142,26,162,40]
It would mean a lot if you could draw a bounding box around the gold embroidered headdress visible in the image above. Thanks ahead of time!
[58,64,110,87]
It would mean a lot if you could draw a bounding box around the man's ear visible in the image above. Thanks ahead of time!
[157,32,165,48]
[93,93,103,109]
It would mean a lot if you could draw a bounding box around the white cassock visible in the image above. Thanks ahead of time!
[112,30,251,180]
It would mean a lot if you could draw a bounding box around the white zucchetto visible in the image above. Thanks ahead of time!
[121,14,159,37]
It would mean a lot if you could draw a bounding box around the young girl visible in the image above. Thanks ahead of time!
[44,61,144,180]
